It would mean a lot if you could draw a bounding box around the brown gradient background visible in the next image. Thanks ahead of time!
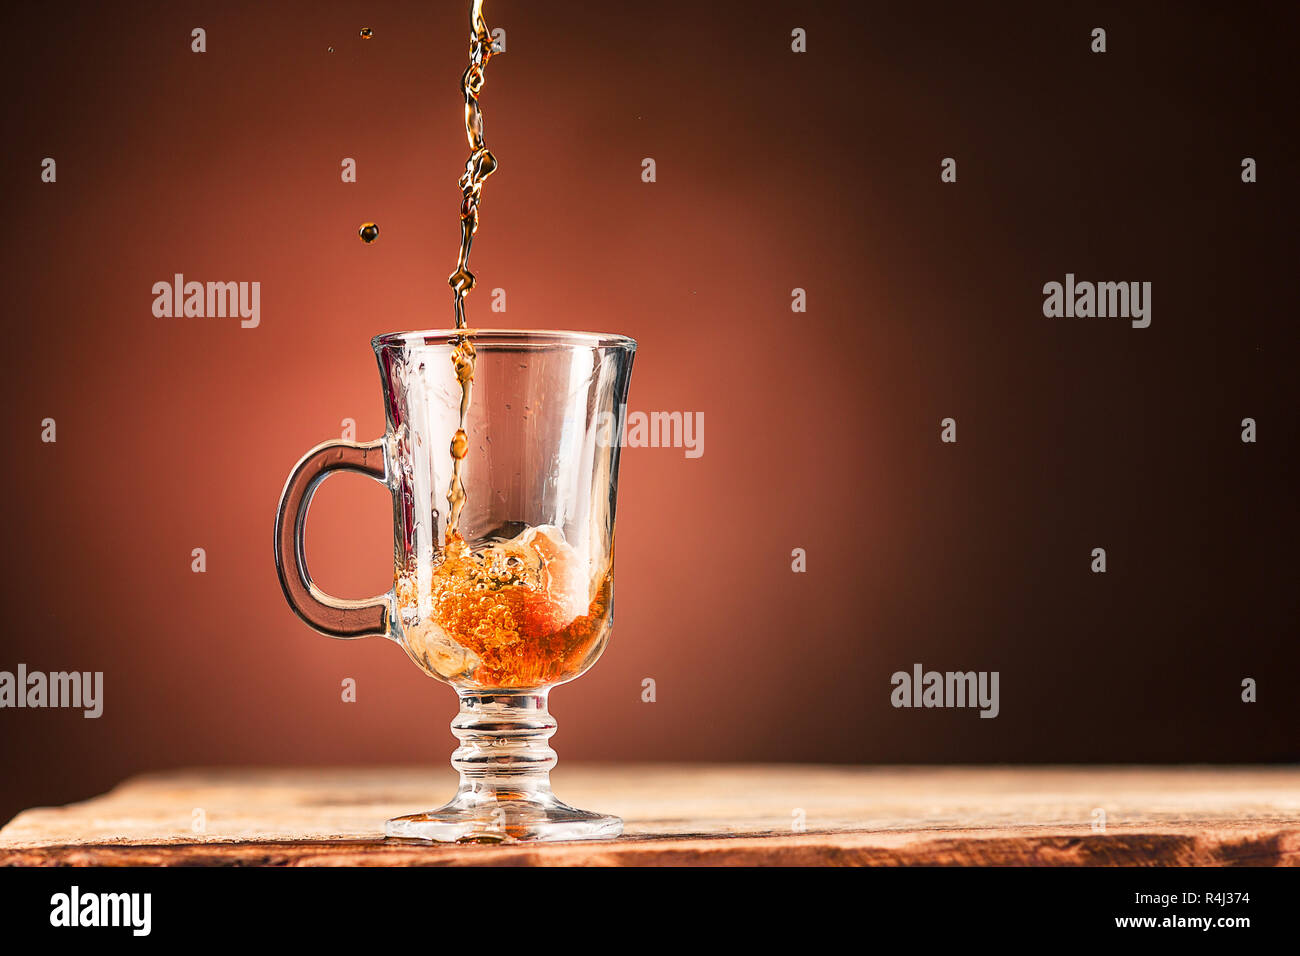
[1,0,1296,825]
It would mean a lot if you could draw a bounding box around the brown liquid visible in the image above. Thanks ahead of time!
[396,2,609,690]
[443,0,498,553]
[398,526,613,688]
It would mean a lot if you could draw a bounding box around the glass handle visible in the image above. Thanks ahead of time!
[274,439,391,639]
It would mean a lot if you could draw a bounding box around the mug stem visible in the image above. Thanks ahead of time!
[451,692,558,799]
[384,691,623,843]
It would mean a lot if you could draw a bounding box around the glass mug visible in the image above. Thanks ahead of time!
[274,329,636,842]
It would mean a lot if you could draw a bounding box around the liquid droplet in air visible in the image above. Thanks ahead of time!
[358,222,380,243]
[360,27,374,39]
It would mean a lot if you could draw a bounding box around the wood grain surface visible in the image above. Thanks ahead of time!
[2,765,1297,866]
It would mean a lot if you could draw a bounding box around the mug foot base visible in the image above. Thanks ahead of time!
[384,800,622,844]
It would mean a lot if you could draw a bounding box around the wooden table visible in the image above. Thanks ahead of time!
[2,765,1297,866]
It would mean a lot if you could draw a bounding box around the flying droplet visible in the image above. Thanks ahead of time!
[358,222,380,243]
[360,27,374,39]
[327,46,334,53]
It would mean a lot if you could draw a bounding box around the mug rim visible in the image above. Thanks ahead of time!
[372,328,637,351]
